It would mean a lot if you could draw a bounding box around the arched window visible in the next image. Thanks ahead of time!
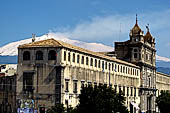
[48,50,56,60]
[36,51,43,60]
[23,51,30,60]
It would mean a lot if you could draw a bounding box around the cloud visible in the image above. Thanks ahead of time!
[49,9,170,46]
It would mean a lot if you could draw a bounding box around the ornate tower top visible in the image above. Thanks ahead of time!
[130,14,143,36]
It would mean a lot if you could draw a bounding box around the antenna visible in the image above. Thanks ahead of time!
[118,23,122,42]
[32,33,36,42]
[136,13,138,24]
[146,24,149,31]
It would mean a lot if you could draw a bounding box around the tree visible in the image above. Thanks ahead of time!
[156,90,170,113]
[46,104,65,113]
[77,84,128,113]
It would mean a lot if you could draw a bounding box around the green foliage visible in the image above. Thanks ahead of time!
[156,91,170,113]
[47,85,128,113]
[46,104,65,113]
[77,84,128,113]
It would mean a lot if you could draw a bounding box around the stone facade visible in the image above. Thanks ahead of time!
[0,64,17,113]
[115,18,156,113]
[17,39,141,112]
[16,18,170,113]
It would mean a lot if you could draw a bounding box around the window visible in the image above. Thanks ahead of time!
[105,62,107,69]
[72,53,75,62]
[134,53,137,58]
[134,49,137,52]
[90,58,93,66]
[126,67,127,74]
[95,59,97,67]
[86,57,89,65]
[23,51,30,60]
[48,50,56,60]
[73,82,77,93]
[65,81,69,92]
[131,87,133,96]
[123,86,125,96]
[81,56,84,64]
[64,51,66,61]
[94,82,97,87]
[68,52,70,61]
[134,87,136,97]
[98,60,101,68]
[81,81,85,88]
[114,85,117,92]
[119,86,121,93]
[149,77,151,87]
[123,66,125,73]
[127,87,129,96]
[118,65,119,72]
[77,55,80,63]
[36,51,43,60]
[109,63,111,70]
[120,66,122,72]
[112,63,114,71]
[102,61,104,70]
[23,72,33,92]
[114,64,117,72]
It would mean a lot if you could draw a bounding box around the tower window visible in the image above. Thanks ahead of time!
[134,53,137,58]
[23,51,30,60]
[48,50,56,60]
[36,51,43,60]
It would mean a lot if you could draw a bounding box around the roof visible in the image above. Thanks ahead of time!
[131,23,142,34]
[18,38,139,68]
[144,31,153,42]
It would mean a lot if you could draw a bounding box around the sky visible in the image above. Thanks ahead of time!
[0,0,170,57]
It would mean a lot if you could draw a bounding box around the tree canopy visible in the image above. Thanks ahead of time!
[156,90,170,113]
[77,84,128,113]
[47,84,128,113]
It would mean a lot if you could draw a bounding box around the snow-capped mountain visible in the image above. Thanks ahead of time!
[0,33,114,56]
[1,32,170,63]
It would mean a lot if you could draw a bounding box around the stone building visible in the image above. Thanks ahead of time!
[0,64,17,113]
[17,38,141,112]
[16,17,170,113]
[114,17,156,113]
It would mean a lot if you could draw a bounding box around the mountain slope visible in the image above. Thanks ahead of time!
[1,33,170,74]
[0,33,114,56]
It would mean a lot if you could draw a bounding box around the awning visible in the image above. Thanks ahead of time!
[131,102,140,110]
